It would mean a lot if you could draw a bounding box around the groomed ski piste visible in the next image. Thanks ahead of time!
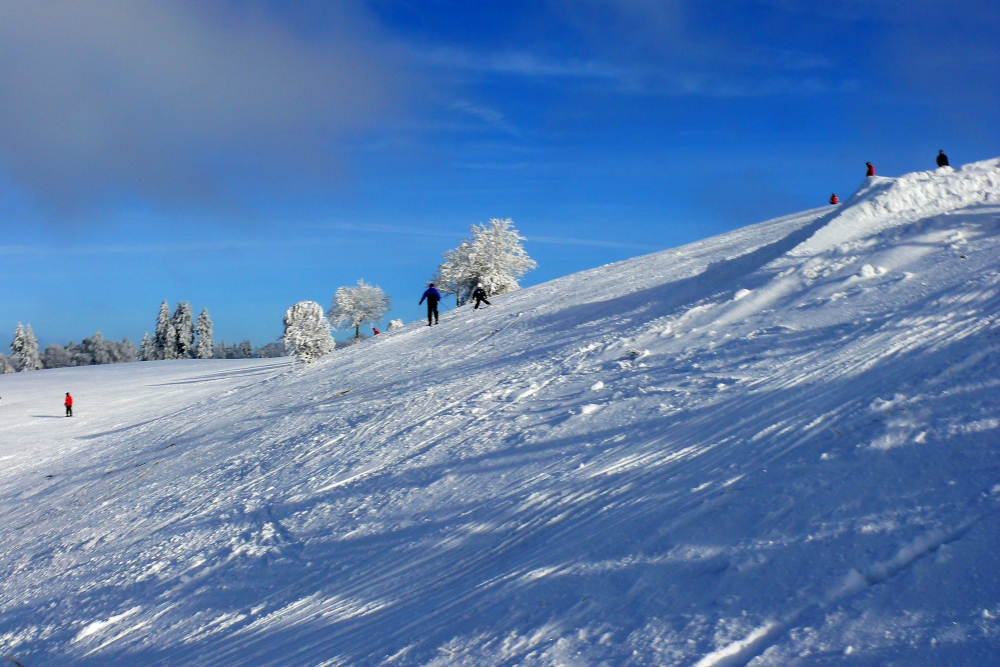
[2,160,1000,666]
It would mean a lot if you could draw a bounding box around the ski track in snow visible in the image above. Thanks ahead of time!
[2,160,1000,665]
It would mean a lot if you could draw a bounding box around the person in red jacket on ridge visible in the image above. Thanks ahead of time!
[830,193,839,205]
[64,392,73,417]
[866,162,875,177]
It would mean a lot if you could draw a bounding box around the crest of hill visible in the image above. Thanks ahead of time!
[1,158,1000,666]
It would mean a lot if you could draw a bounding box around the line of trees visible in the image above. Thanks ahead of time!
[0,323,139,373]
[1,301,285,374]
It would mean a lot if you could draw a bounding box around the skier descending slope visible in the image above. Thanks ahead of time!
[64,392,73,417]
[472,284,491,309]
[419,283,441,326]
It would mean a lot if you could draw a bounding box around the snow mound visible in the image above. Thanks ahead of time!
[3,159,1000,666]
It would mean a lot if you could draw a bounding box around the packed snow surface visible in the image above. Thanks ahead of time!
[3,161,1000,666]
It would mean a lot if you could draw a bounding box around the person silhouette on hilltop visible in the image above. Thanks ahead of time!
[866,162,875,177]
[64,392,73,417]
[830,193,839,205]
[937,150,949,168]
[419,283,441,326]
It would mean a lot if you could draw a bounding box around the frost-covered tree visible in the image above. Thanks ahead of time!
[328,279,391,340]
[172,302,195,359]
[434,218,536,305]
[283,301,335,363]
[153,301,178,360]
[0,354,14,374]
[387,319,404,331]
[10,323,41,372]
[139,333,154,361]
[42,344,73,368]
[195,308,213,359]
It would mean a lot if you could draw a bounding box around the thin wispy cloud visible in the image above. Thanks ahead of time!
[0,238,346,257]
[419,46,622,80]
[451,100,521,136]
[527,236,655,250]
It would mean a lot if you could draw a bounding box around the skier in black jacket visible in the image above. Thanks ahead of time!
[472,284,491,310]
[937,150,949,167]
[419,284,441,326]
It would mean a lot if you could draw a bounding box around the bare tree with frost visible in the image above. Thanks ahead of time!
[172,302,195,359]
[434,218,536,306]
[195,308,214,359]
[328,279,391,340]
[153,301,178,360]
[387,319,404,331]
[283,301,335,363]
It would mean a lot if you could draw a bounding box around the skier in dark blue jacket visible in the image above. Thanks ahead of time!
[419,283,442,326]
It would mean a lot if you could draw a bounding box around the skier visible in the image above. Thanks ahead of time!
[372,327,380,336]
[64,392,73,417]
[866,162,875,177]
[829,193,839,205]
[472,284,491,310]
[936,150,949,168]
[419,283,441,326]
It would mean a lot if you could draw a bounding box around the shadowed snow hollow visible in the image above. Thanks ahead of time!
[2,159,1000,666]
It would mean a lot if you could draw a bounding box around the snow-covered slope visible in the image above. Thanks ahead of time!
[3,160,1000,666]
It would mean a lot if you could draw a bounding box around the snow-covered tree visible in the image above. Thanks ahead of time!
[195,308,213,359]
[10,323,41,371]
[283,301,335,363]
[388,319,404,331]
[0,354,14,374]
[328,279,391,340]
[139,333,154,361]
[42,344,72,368]
[434,218,536,305]
[172,302,195,359]
[153,301,178,360]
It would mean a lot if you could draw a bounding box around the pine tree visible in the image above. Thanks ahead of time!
[328,279,391,340]
[195,308,214,359]
[139,333,154,361]
[153,301,178,360]
[18,324,42,371]
[10,323,41,372]
[10,323,24,364]
[435,218,535,305]
[283,301,335,362]
[172,302,194,359]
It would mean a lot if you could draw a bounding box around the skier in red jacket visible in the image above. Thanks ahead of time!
[829,193,839,205]
[866,162,875,177]
[64,392,73,417]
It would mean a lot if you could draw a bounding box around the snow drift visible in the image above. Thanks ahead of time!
[2,160,1000,666]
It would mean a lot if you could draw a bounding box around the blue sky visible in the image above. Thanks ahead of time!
[2,0,998,347]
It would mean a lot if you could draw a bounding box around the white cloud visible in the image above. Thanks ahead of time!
[0,1,401,210]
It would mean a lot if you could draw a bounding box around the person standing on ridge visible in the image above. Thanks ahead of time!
[472,284,491,310]
[937,150,949,167]
[64,392,73,417]
[830,193,839,205]
[419,283,441,326]
[866,162,875,177]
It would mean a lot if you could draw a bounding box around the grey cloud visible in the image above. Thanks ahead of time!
[0,1,401,212]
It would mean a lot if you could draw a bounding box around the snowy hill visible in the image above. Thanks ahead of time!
[2,159,1000,666]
